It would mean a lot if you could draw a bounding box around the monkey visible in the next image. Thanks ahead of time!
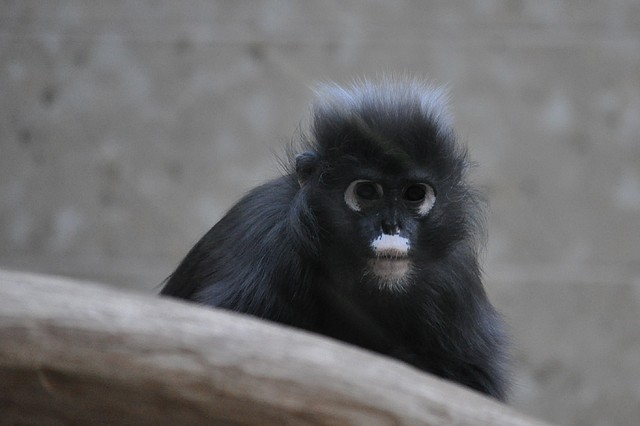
[160,78,510,400]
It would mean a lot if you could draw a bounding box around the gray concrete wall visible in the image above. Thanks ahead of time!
[1,1,639,424]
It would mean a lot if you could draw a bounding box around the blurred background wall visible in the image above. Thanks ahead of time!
[1,1,639,424]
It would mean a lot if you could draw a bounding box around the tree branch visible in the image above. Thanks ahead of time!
[0,269,549,425]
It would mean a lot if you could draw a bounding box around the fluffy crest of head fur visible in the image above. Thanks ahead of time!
[311,77,454,140]
[292,77,466,185]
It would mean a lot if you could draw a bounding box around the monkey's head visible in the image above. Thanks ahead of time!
[295,79,483,291]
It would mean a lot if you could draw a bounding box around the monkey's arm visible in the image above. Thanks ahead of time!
[408,254,510,401]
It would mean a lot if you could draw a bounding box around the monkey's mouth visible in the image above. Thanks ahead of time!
[368,256,411,281]
[368,235,411,281]
[375,253,409,260]
[372,246,410,261]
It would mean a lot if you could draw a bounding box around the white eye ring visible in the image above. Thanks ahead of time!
[409,184,436,216]
[344,180,383,212]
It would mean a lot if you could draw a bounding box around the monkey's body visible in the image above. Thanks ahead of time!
[161,79,510,400]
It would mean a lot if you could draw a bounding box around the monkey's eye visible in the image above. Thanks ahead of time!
[404,184,428,202]
[344,180,383,211]
[355,181,382,200]
[403,184,436,216]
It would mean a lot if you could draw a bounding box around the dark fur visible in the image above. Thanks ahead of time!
[161,79,510,400]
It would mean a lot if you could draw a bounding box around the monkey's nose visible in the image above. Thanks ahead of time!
[381,219,400,235]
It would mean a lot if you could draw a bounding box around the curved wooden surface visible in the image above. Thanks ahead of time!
[0,269,550,425]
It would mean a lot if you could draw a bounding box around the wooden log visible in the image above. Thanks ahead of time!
[0,269,549,425]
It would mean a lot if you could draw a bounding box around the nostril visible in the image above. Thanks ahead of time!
[381,220,400,235]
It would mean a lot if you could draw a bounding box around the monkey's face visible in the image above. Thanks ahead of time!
[345,177,435,289]
[298,87,474,291]
[312,165,437,291]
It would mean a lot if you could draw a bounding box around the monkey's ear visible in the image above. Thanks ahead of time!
[295,151,319,187]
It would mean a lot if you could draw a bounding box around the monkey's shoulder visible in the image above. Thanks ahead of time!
[214,175,301,237]
[161,175,302,298]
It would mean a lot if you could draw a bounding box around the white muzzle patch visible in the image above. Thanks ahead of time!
[371,234,410,257]
[368,234,412,290]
